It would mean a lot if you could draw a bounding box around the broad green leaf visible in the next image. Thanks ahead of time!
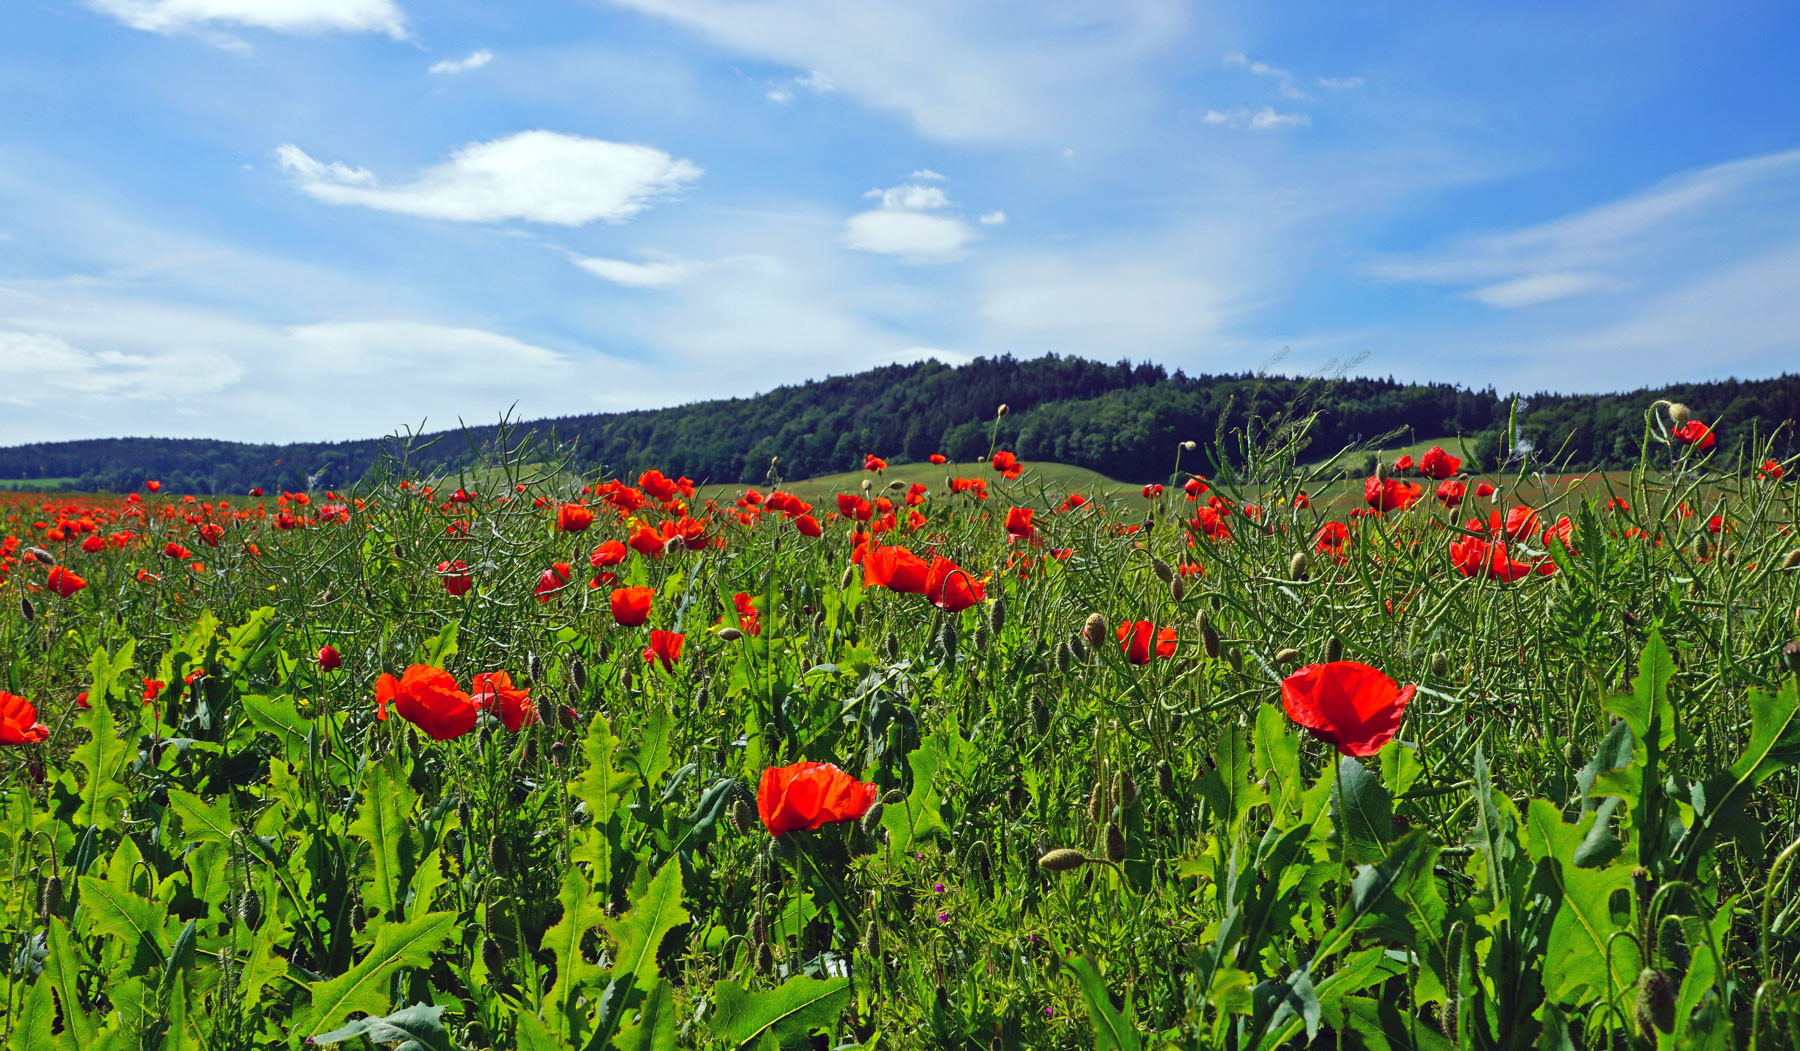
[1601,629,1677,753]
[1197,725,1264,831]
[166,788,236,847]
[1329,995,1456,1051]
[634,706,675,795]
[571,713,637,872]
[517,1013,562,1051]
[1675,676,1800,880]
[707,975,852,1049]
[601,860,688,1000]
[72,698,126,831]
[1064,957,1142,1051]
[43,917,96,1045]
[1377,740,1424,798]
[297,910,456,1035]
[8,974,57,1051]
[76,873,166,970]
[241,694,313,765]
[1575,720,1634,805]
[1342,831,1436,946]
[1674,901,1735,1038]
[1254,701,1302,818]
[613,977,677,1051]
[220,606,280,675]
[349,756,417,921]
[1524,799,1638,1003]
[882,732,952,859]
[540,866,610,1042]
[1330,756,1391,865]
[310,1002,452,1051]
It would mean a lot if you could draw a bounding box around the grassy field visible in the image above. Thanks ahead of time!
[1,422,1797,1049]
[693,459,1135,508]
[0,477,76,491]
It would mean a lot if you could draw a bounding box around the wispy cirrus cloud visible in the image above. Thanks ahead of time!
[87,0,407,39]
[429,49,493,75]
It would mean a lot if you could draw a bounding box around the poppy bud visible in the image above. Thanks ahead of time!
[1156,760,1175,798]
[1563,740,1585,768]
[1227,646,1243,672]
[482,937,506,974]
[1082,612,1108,651]
[859,801,886,835]
[1103,821,1127,863]
[458,798,472,832]
[1086,782,1105,826]
[1037,848,1089,873]
[997,403,1009,417]
[886,479,906,491]
[550,740,567,765]
[20,597,33,622]
[1033,697,1051,734]
[1437,998,1457,1038]
[571,658,587,692]
[1170,577,1185,602]
[488,836,509,875]
[558,704,579,729]
[1288,552,1310,580]
[727,798,755,836]
[988,595,1006,635]
[1668,403,1691,427]
[718,626,745,642]
[938,618,959,663]
[1182,440,1197,450]
[238,888,262,930]
[1431,652,1449,678]
[883,631,900,660]
[1067,633,1089,664]
[40,875,62,921]
[973,623,990,653]
[840,564,857,590]
[24,546,56,566]
[883,788,907,806]
[620,665,635,691]
[1326,636,1344,663]
[861,920,880,956]
[1151,557,1174,583]
[1203,624,1222,660]
[1635,968,1675,1036]
[1115,770,1137,808]
[1782,639,1800,677]
[1275,647,1300,666]
[1782,549,1800,570]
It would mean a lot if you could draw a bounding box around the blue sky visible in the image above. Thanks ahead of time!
[3,1,1799,444]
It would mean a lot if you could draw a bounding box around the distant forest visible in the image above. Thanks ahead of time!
[2,355,1796,494]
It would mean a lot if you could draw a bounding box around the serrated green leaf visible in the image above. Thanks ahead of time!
[1197,725,1264,830]
[707,975,852,1049]
[166,788,236,847]
[540,866,610,1042]
[72,698,126,831]
[1254,701,1302,818]
[613,977,676,1051]
[76,873,166,969]
[8,973,57,1051]
[43,917,96,1046]
[602,861,687,1001]
[1330,755,1391,865]
[1523,799,1638,1003]
[635,706,675,796]
[310,1001,452,1051]
[349,756,416,922]
[297,910,456,1035]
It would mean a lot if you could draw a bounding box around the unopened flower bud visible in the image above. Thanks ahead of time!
[996,403,1009,417]
[20,597,33,622]
[1431,652,1449,677]
[882,788,907,806]
[1086,782,1105,826]
[1103,822,1127,864]
[1181,440,1197,451]
[730,799,756,835]
[1037,848,1090,873]
[1668,403,1691,427]
[1781,549,1800,570]
[1782,639,1800,677]
[718,626,745,642]
[1326,636,1344,663]
[1115,770,1137,808]
[840,564,858,590]
[1151,557,1174,584]
[1169,576,1185,603]
[1156,760,1175,797]
[1082,612,1108,651]
[1274,647,1300,666]
[1288,551,1310,580]
[859,801,885,835]
[987,595,1007,635]
[1635,968,1676,1036]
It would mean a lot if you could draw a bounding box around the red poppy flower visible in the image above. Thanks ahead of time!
[1673,420,1715,451]
[1502,506,1541,542]
[164,542,192,560]
[925,557,984,612]
[249,487,265,497]
[145,480,161,493]
[794,514,822,537]
[318,645,342,671]
[1435,480,1465,508]
[1005,506,1035,539]
[1394,454,1415,472]
[928,454,947,465]
[642,629,684,671]
[1280,661,1413,757]
[610,585,654,626]
[1418,446,1460,480]
[864,545,930,594]
[1142,484,1164,498]
[757,761,878,835]
[438,560,472,597]
[864,454,887,472]
[836,494,873,522]
[1475,482,1496,499]
[905,483,928,506]
[991,451,1023,479]
[1364,476,1422,512]
[1183,476,1210,499]
[450,488,475,504]
[536,563,573,602]
[375,665,478,741]
[1312,521,1350,557]
[1543,515,1576,553]
[556,503,596,533]
[472,671,536,732]
[732,592,763,635]
[197,523,224,547]
[638,470,681,503]
[1760,459,1784,481]
[1449,533,1533,582]
[80,535,105,554]
[45,566,86,597]
[1116,620,1177,664]
[0,692,50,745]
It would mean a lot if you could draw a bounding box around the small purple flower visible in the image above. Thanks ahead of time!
[937,911,951,923]
[934,882,947,894]
[1045,1005,1055,1020]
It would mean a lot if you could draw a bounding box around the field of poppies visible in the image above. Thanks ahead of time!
[2,403,1799,1050]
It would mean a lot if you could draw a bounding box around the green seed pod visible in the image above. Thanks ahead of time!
[482,936,506,974]
[1431,652,1449,678]
[237,887,262,930]
[1103,822,1127,864]
[1274,647,1300,666]
[1086,782,1105,827]
[1288,551,1311,580]
[1325,636,1344,663]
[488,836,509,876]
[730,799,757,836]
[1156,760,1175,798]
[987,595,1006,636]
[1037,848,1090,873]
[1563,740,1585,770]
[1151,557,1174,584]
[1082,612,1109,651]
[1781,548,1800,570]
[40,875,62,921]
[938,617,959,663]
[1635,968,1676,1036]
[859,801,886,836]
[571,657,587,692]
[1203,624,1222,660]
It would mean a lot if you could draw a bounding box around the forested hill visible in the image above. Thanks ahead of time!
[3,355,1798,494]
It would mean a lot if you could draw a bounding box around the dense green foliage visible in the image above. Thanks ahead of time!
[2,408,1799,1048]
[4,355,1797,494]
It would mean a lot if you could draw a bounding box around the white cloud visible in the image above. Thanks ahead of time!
[1202,107,1310,131]
[910,169,945,181]
[86,0,406,38]
[1318,76,1363,90]
[1223,51,1308,100]
[765,87,793,104]
[597,0,1184,143]
[430,49,493,75]
[277,131,701,226]
[571,254,694,288]
[979,210,1006,225]
[842,178,974,262]
[765,68,834,104]
[1468,271,1619,308]
[0,328,240,402]
[979,256,1228,354]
